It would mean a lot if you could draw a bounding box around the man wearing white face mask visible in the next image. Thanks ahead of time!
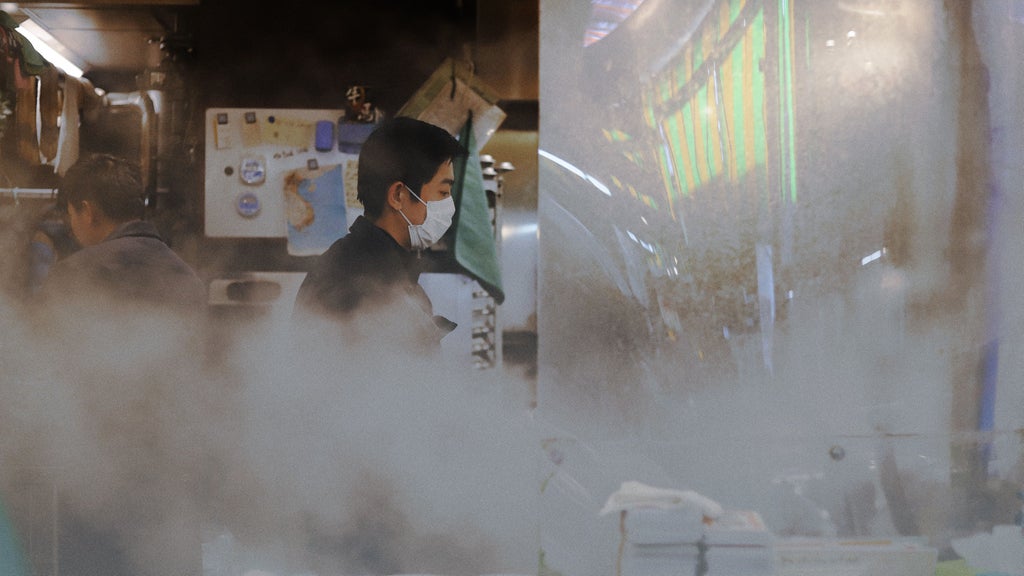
[399,182,457,252]
[295,116,466,352]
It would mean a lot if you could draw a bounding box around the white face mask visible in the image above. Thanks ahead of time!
[398,185,456,250]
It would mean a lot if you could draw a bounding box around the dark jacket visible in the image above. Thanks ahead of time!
[295,215,448,349]
[36,219,206,576]
[42,220,206,312]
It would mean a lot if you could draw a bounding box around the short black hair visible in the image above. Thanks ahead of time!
[356,117,466,219]
[59,153,145,222]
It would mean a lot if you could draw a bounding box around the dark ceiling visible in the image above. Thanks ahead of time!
[198,0,478,112]
[4,0,537,118]
[4,1,196,86]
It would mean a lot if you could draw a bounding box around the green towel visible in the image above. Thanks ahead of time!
[0,10,52,76]
[451,114,505,304]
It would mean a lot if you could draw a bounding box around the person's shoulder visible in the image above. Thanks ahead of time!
[307,233,354,275]
[116,219,162,238]
[317,221,397,266]
[48,241,96,272]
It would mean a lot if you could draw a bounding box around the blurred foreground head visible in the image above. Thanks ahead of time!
[41,153,205,315]
[59,153,146,246]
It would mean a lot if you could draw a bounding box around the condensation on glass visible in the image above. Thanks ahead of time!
[538,1,1024,574]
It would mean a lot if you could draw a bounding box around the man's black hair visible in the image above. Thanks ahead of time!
[59,153,146,222]
[356,116,467,219]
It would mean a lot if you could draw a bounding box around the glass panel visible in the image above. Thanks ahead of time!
[539,0,1024,574]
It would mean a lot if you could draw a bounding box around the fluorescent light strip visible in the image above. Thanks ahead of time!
[17,19,84,78]
[861,249,882,266]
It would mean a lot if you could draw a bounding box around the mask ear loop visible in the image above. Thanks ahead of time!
[397,184,422,225]
[396,206,414,227]
[392,183,413,225]
[397,185,423,255]
[403,184,427,206]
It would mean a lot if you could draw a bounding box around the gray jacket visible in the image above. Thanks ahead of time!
[42,220,206,312]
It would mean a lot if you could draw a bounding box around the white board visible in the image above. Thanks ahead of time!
[204,107,362,240]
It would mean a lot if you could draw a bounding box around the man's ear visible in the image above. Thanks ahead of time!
[385,182,405,211]
[79,200,99,223]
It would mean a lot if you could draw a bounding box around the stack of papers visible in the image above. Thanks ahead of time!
[624,505,706,545]
[622,543,704,576]
[705,510,775,575]
[603,482,773,576]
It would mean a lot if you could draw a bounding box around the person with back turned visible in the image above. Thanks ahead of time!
[38,152,206,313]
[294,116,465,354]
[31,150,205,569]
[32,154,207,576]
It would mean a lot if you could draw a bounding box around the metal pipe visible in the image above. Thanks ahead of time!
[0,188,58,201]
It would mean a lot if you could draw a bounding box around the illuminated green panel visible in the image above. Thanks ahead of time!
[752,8,767,168]
[730,0,743,21]
[730,37,747,178]
[683,101,701,189]
[660,118,683,204]
[657,147,676,208]
[642,0,769,209]
[694,85,713,183]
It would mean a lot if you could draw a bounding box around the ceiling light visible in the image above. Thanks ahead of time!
[16,19,84,78]
[861,249,882,266]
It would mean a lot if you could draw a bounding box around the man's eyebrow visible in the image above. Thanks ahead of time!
[442,178,456,185]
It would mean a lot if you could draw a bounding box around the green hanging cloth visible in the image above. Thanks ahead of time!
[451,113,504,304]
[0,11,51,76]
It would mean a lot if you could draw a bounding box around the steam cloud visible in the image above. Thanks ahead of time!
[0,207,539,576]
